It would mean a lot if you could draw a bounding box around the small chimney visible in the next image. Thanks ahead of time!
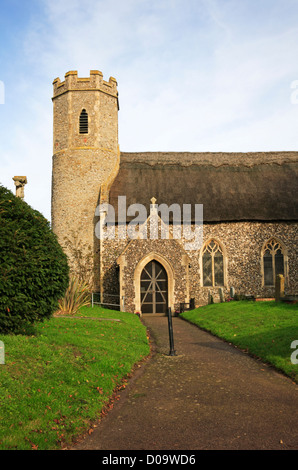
[13,176,27,199]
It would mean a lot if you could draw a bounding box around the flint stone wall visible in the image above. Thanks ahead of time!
[98,221,297,312]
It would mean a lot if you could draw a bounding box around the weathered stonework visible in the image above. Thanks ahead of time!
[51,71,119,286]
[13,176,27,199]
[98,220,297,311]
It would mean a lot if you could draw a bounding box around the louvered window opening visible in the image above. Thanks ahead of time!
[79,109,88,134]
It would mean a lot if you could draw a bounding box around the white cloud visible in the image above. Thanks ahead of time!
[1,0,298,219]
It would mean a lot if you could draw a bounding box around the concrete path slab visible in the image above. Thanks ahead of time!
[71,315,298,450]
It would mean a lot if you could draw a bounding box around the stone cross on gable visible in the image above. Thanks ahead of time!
[150,196,157,207]
[150,197,158,217]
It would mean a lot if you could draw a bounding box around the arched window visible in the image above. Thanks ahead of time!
[202,239,224,286]
[262,238,285,286]
[79,109,88,134]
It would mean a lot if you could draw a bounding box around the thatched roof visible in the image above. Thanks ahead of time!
[108,151,298,222]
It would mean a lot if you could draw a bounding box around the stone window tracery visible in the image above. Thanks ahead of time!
[202,239,224,287]
[262,238,285,286]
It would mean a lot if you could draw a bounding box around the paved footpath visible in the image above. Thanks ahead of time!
[72,315,298,450]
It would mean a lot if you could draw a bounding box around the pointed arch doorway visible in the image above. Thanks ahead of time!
[140,260,168,314]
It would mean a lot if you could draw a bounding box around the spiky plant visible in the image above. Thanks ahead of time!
[57,276,90,315]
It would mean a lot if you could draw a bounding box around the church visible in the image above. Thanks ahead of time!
[51,70,298,314]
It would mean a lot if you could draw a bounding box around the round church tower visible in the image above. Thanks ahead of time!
[51,70,120,286]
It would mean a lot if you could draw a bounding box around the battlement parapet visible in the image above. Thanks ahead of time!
[52,70,118,99]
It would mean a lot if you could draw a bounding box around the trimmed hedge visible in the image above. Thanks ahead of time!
[0,185,69,333]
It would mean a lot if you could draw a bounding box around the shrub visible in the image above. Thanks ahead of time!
[56,276,91,315]
[0,185,69,333]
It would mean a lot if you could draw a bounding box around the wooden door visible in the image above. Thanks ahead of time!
[140,260,168,314]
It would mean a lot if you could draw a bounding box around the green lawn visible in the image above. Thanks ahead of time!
[181,301,298,383]
[0,307,150,450]
[1,301,297,449]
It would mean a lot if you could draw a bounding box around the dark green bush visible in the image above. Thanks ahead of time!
[0,185,69,333]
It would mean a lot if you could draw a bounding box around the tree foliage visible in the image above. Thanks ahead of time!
[0,185,69,333]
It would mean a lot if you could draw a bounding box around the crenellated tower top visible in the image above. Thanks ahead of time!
[52,69,119,153]
[52,70,118,105]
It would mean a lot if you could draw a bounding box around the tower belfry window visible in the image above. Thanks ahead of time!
[79,109,88,134]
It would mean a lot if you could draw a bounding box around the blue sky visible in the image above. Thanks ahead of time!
[0,0,298,220]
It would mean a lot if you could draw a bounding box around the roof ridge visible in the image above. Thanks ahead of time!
[119,151,298,168]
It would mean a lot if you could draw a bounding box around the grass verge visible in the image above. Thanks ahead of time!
[180,301,298,383]
[0,306,150,450]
